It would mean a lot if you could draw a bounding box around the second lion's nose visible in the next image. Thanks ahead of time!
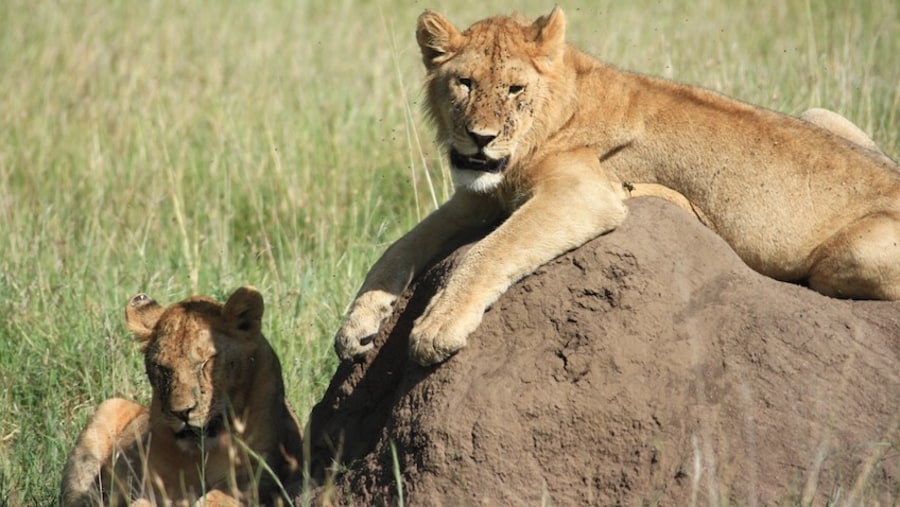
[169,402,197,423]
[171,408,191,422]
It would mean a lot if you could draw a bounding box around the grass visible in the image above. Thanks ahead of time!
[0,0,897,504]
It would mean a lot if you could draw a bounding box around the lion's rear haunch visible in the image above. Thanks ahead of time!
[60,286,303,506]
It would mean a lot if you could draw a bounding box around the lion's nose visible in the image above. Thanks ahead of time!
[468,130,496,149]
[170,404,196,423]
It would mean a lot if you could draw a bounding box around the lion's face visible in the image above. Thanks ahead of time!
[126,287,265,452]
[432,47,542,178]
[417,8,568,192]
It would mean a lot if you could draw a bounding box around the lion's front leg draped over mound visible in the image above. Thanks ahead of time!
[335,7,900,366]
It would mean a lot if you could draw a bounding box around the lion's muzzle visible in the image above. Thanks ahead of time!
[173,413,226,441]
[449,148,509,173]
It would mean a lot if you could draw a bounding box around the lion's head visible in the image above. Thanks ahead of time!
[125,286,266,452]
[417,7,570,192]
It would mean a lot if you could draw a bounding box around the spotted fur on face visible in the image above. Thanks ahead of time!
[417,10,568,192]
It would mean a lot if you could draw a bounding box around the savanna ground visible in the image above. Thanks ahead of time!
[0,0,897,504]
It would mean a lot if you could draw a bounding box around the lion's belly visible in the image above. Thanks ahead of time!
[638,143,900,281]
[695,181,875,281]
[709,217,822,281]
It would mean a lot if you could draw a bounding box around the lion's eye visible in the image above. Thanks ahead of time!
[148,364,169,387]
[457,77,473,90]
[508,85,525,97]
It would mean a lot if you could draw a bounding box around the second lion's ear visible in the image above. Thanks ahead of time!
[126,294,163,347]
[417,10,464,69]
[223,286,264,334]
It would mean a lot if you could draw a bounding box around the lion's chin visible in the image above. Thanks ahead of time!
[451,166,505,193]
[449,148,509,174]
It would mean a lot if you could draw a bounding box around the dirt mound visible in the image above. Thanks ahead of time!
[304,198,900,506]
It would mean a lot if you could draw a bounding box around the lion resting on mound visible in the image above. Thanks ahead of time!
[60,287,302,506]
[335,7,900,366]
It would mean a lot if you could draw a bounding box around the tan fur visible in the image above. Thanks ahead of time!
[60,287,302,506]
[335,8,900,366]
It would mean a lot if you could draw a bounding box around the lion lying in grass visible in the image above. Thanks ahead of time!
[60,287,302,506]
[335,7,899,366]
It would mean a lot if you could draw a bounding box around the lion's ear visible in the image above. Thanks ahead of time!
[417,10,463,69]
[223,286,264,334]
[532,6,566,69]
[126,294,163,347]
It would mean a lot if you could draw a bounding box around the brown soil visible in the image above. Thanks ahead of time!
[304,198,900,506]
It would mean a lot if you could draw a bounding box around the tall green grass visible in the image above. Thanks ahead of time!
[0,0,896,503]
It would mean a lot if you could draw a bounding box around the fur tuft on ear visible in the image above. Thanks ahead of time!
[416,10,464,69]
[223,286,264,333]
[125,294,163,347]
[532,6,567,68]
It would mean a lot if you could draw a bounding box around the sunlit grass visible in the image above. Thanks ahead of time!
[0,0,896,503]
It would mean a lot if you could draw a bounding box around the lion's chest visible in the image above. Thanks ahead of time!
[147,431,243,498]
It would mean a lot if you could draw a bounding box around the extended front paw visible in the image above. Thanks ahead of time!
[191,490,240,507]
[408,301,483,366]
[334,290,396,360]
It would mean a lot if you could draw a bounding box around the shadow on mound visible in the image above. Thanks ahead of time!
[303,198,900,506]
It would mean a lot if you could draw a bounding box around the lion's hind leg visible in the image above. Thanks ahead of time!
[60,398,149,507]
[807,211,900,300]
[626,183,710,224]
[800,108,886,155]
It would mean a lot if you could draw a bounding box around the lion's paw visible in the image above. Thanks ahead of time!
[408,299,482,365]
[408,320,468,366]
[334,290,396,360]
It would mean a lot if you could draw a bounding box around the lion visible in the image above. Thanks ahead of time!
[60,286,303,506]
[334,7,900,366]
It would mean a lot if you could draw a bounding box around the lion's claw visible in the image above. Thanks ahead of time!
[334,332,376,361]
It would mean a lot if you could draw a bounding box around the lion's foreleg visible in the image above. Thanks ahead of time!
[60,398,148,507]
[408,150,628,365]
[334,190,503,360]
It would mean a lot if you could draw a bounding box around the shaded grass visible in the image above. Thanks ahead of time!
[0,0,896,504]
